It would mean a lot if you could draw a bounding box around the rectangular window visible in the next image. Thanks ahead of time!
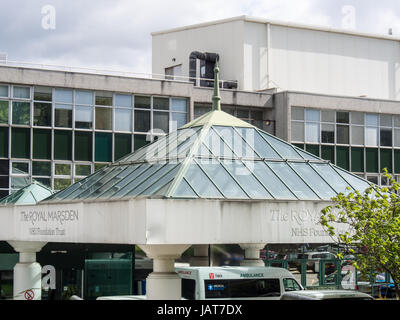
[12,101,30,125]
[134,134,149,151]
[115,108,132,131]
[54,88,73,104]
[54,178,71,190]
[153,111,169,133]
[171,113,187,130]
[380,128,392,147]
[33,129,51,160]
[305,122,320,143]
[336,112,349,124]
[0,100,9,124]
[291,122,304,142]
[114,134,132,161]
[12,161,28,175]
[351,147,364,172]
[321,110,335,122]
[394,129,400,147]
[135,96,150,109]
[75,90,93,105]
[366,148,378,173]
[305,144,319,157]
[13,86,30,99]
[291,107,304,121]
[351,126,364,145]
[365,127,378,146]
[0,127,8,158]
[75,131,92,161]
[95,132,112,162]
[321,145,334,163]
[336,125,349,144]
[153,97,169,110]
[134,110,150,132]
[0,85,8,97]
[95,91,113,106]
[32,161,51,176]
[321,124,334,143]
[33,102,52,127]
[75,164,91,176]
[380,149,392,173]
[351,112,364,125]
[394,150,400,174]
[54,130,72,160]
[11,128,30,158]
[95,107,112,130]
[55,104,72,128]
[115,94,132,107]
[75,105,93,129]
[366,114,378,126]
[171,98,187,112]
[305,109,320,122]
[336,146,349,170]
[54,163,71,176]
[34,86,52,101]
[380,114,392,127]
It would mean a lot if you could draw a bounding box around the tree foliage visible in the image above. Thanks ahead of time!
[320,169,400,299]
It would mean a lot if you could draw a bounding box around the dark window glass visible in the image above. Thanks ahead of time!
[153,111,169,133]
[12,102,30,125]
[153,97,169,110]
[305,145,319,157]
[380,129,392,147]
[95,132,112,162]
[366,148,378,173]
[11,128,30,158]
[134,134,150,151]
[380,149,392,173]
[54,130,72,160]
[55,105,72,128]
[32,161,51,176]
[0,127,8,158]
[0,176,8,188]
[95,107,112,130]
[337,125,349,144]
[134,96,150,109]
[0,160,9,175]
[75,131,92,161]
[95,91,112,106]
[194,104,211,119]
[33,103,52,127]
[394,150,400,174]
[34,87,52,101]
[114,134,131,161]
[293,143,304,149]
[33,129,51,160]
[336,146,349,170]
[34,177,51,187]
[181,279,196,300]
[336,112,349,123]
[321,124,334,143]
[134,110,150,132]
[351,147,364,172]
[321,146,334,163]
[0,190,9,199]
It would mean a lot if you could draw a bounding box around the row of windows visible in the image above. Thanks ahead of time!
[291,107,400,147]
[0,127,153,163]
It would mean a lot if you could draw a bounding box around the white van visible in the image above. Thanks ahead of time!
[176,266,304,300]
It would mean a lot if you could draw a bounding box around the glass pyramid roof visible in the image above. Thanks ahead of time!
[43,111,372,203]
[43,61,372,203]
[0,181,53,205]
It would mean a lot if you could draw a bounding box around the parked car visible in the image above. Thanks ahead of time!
[280,290,373,300]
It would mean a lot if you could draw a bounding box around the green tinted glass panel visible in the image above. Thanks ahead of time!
[380,149,392,173]
[54,179,71,190]
[0,101,9,124]
[95,132,112,162]
[395,150,400,174]
[292,144,304,149]
[75,164,91,176]
[321,146,334,163]
[33,129,51,159]
[33,102,52,126]
[54,130,72,160]
[75,131,92,161]
[0,127,8,157]
[11,128,30,158]
[114,134,132,161]
[55,163,71,176]
[32,161,51,176]
[336,146,349,171]
[366,148,378,173]
[134,134,149,151]
[305,145,319,157]
[12,102,30,125]
[351,147,364,172]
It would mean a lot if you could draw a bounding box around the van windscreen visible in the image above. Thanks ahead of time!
[205,279,281,299]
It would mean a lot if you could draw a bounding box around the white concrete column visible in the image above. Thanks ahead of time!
[239,243,266,267]
[189,245,209,266]
[8,241,46,300]
[138,244,190,300]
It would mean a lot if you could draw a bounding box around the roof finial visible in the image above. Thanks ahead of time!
[212,58,221,111]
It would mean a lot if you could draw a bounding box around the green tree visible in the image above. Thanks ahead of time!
[320,169,400,299]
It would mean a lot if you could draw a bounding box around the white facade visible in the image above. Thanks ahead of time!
[152,15,400,100]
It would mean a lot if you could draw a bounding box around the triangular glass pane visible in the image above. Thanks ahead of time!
[222,160,272,199]
[289,162,337,199]
[235,127,280,159]
[173,178,198,198]
[153,180,172,196]
[198,127,235,158]
[142,164,182,196]
[183,163,223,198]
[213,126,259,159]
[267,162,319,200]
[334,167,371,193]
[310,163,352,194]
[246,161,296,199]
[199,161,249,199]
[259,132,303,160]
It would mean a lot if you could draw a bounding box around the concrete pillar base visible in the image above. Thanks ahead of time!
[8,241,46,300]
[138,244,190,300]
[239,243,266,267]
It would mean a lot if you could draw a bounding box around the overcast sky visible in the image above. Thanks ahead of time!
[0,0,399,73]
